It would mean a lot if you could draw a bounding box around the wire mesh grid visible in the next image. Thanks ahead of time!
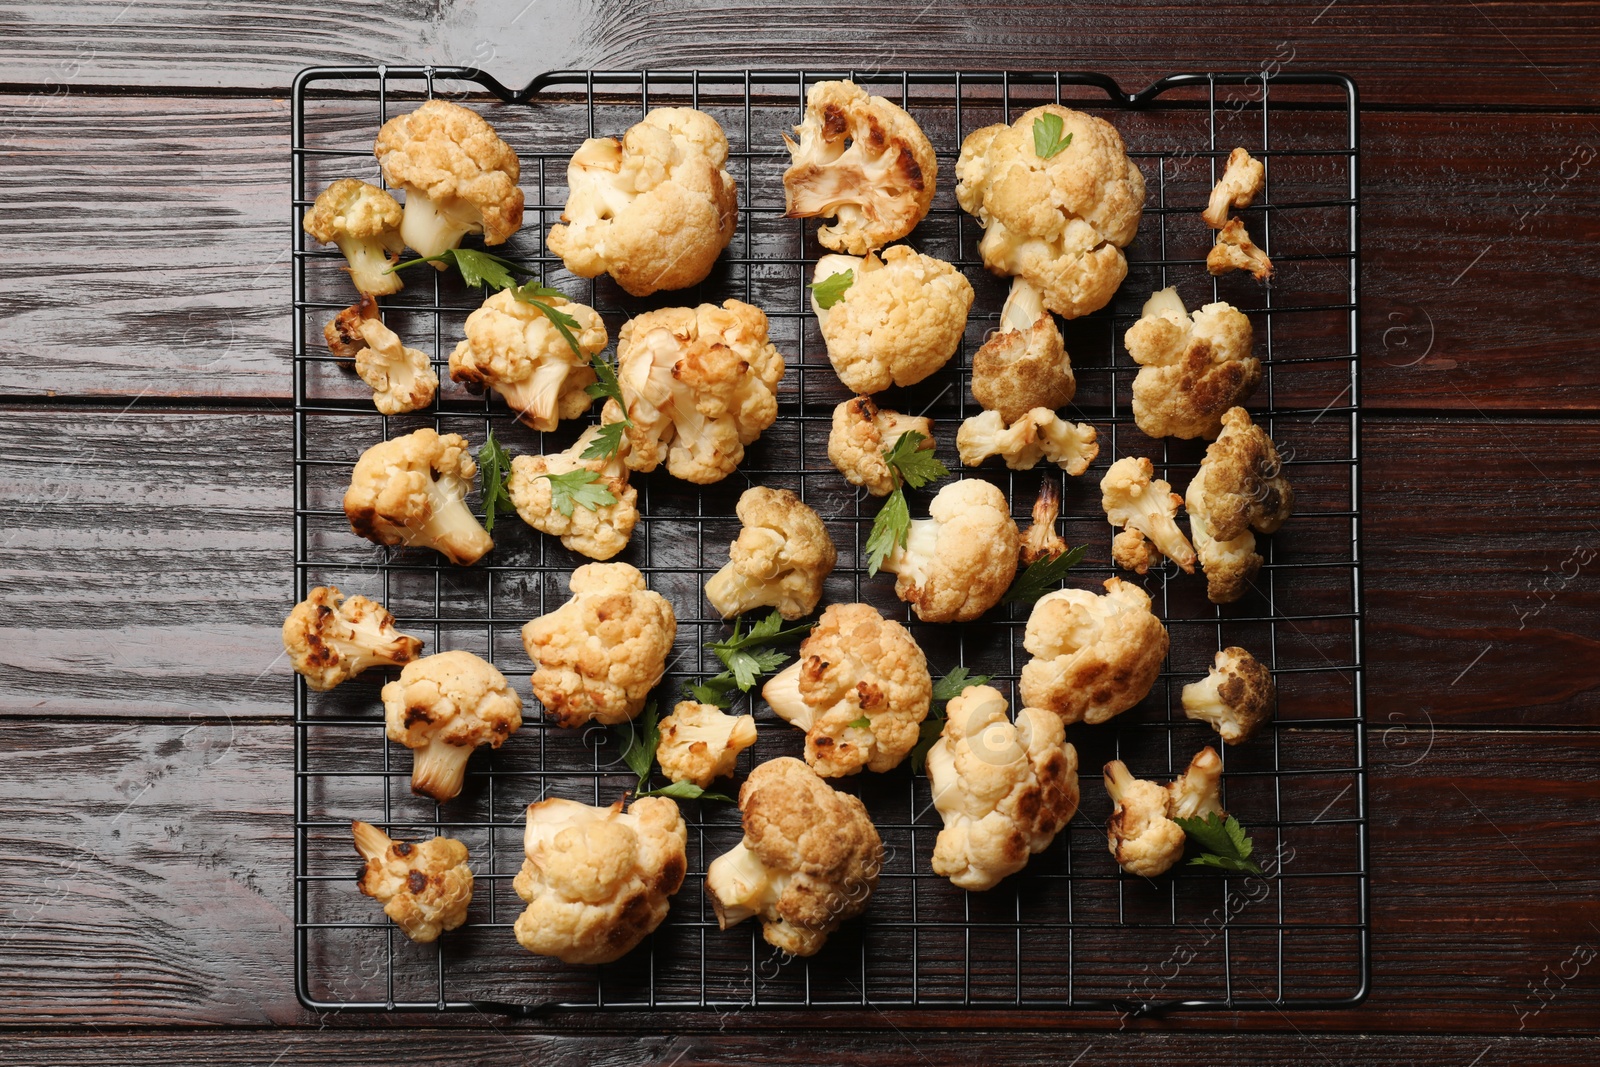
[292,66,1366,1018]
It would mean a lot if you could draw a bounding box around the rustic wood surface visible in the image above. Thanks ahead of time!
[2,1,1598,1063]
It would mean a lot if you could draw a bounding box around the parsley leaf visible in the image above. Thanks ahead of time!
[475,427,514,533]
[636,780,735,803]
[707,610,813,692]
[864,487,910,577]
[509,282,583,359]
[1002,543,1088,604]
[864,431,950,577]
[808,268,854,309]
[1032,112,1073,160]
[616,702,660,792]
[881,430,949,489]
[579,421,628,462]
[390,247,534,290]
[931,665,992,703]
[541,468,616,517]
[846,716,872,730]
[1172,812,1264,876]
[578,351,631,460]
[683,672,739,709]
[911,666,994,774]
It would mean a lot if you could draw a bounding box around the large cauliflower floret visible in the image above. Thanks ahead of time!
[1126,287,1260,440]
[325,297,436,415]
[1203,147,1265,229]
[374,99,524,259]
[604,300,785,484]
[656,701,760,788]
[955,105,1146,320]
[1207,217,1274,281]
[521,562,676,728]
[1104,748,1224,877]
[956,408,1099,474]
[381,650,523,801]
[1020,577,1169,725]
[302,179,405,296]
[283,585,423,692]
[762,603,932,777]
[705,757,883,956]
[352,820,473,943]
[880,480,1020,622]
[447,289,607,431]
[508,426,639,561]
[971,277,1075,422]
[512,796,688,965]
[1101,455,1196,574]
[926,685,1080,891]
[343,428,493,566]
[811,246,974,393]
[1186,406,1295,603]
[1183,647,1276,744]
[826,395,934,497]
[782,79,937,254]
[548,107,738,297]
[705,487,837,620]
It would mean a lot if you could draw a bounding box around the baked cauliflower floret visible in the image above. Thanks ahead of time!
[324,297,436,415]
[811,246,974,393]
[826,395,934,496]
[283,585,422,691]
[1186,406,1295,603]
[705,487,837,620]
[972,277,1075,422]
[782,79,937,254]
[1021,577,1169,725]
[1183,647,1277,744]
[955,105,1146,320]
[521,562,676,728]
[656,701,759,788]
[352,820,473,943]
[956,408,1099,474]
[381,650,523,801]
[447,289,607,431]
[374,99,524,259]
[512,796,688,965]
[706,757,883,956]
[302,179,405,296]
[880,480,1020,622]
[1207,217,1274,281]
[343,428,493,566]
[1101,455,1196,574]
[548,107,738,297]
[604,300,785,484]
[508,426,639,561]
[1127,287,1260,440]
[926,685,1080,891]
[1019,479,1067,565]
[1104,748,1224,877]
[1203,147,1266,229]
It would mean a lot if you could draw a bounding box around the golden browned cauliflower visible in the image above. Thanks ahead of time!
[374,99,524,258]
[447,288,607,431]
[761,602,932,777]
[343,428,493,566]
[782,79,937,254]
[705,757,883,956]
[1021,577,1169,725]
[1203,147,1265,229]
[512,796,688,964]
[351,820,473,943]
[1019,479,1067,565]
[1100,455,1196,574]
[705,487,837,620]
[956,408,1099,474]
[508,425,640,561]
[656,701,759,788]
[1183,646,1276,744]
[971,277,1075,423]
[283,585,422,692]
[302,179,405,296]
[880,479,1020,622]
[548,107,739,297]
[324,297,436,415]
[381,650,524,801]
[1185,406,1295,603]
[955,105,1146,320]
[926,685,1080,891]
[1104,746,1225,877]
[1126,287,1260,440]
[1207,217,1274,281]
[521,562,676,728]
[826,395,934,497]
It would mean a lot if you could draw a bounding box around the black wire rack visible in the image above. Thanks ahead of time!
[291,66,1366,1019]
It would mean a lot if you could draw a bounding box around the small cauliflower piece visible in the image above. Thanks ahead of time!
[1186,406,1295,603]
[302,178,405,296]
[548,107,738,297]
[343,428,493,566]
[1203,147,1266,229]
[324,297,435,415]
[955,105,1146,320]
[1207,217,1274,281]
[374,99,524,259]
[447,288,607,431]
[512,796,688,965]
[1168,745,1226,820]
[826,395,934,497]
[926,685,1080,891]
[352,820,473,943]
[656,701,759,788]
[508,426,639,561]
[705,487,837,620]
[705,757,883,956]
[1104,748,1224,877]
[1100,456,1196,574]
[381,650,523,802]
[1183,647,1277,744]
[782,80,937,254]
[1111,528,1163,575]
[1021,577,1169,725]
[956,408,1099,474]
[283,585,422,691]
[972,277,1075,422]
[880,480,1020,623]
[1019,479,1067,565]
[1126,287,1260,440]
[521,562,676,728]
[605,300,785,484]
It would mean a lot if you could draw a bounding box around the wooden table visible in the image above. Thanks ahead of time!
[4,2,1598,1062]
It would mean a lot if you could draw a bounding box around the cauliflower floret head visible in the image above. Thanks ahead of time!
[508,426,640,561]
[512,796,688,964]
[447,289,607,431]
[880,479,1020,622]
[302,179,405,296]
[1186,406,1294,603]
[705,487,837,620]
[826,395,934,497]
[955,105,1146,320]
[1021,577,1169,725]
[521,562,677,727]
[1203,146,1265,229]
[1127,287,1260,440]
[705,756,883,956]
[656,701,760,788]
[761,602,932,776]
[1167,745,1226,820]
[782,80,937,254]
[322,297,437,415]
[343,428,494,566]
[1207,217,1274,281]
[1183,647,1276,744]
[926,685,1080,891]
[1103,760,1186,877]
[381,650,523,801]
[283,585,423,691]
[548,107,739,297]
[352,820,473,943]
[1100,455,1196,573]
[956,408,1099,474]
[971,277,1076,422]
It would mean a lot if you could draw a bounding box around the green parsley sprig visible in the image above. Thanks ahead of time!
[387,248,583,358]
[580,350,631,461]
[1003,543,1088,604]
[1032,112,1073,159]
[808,268,854,309]
[540,468,616,517]
[909,665,993,774]
[864,430,950,576]
[475,427,514,532]
[1172,812,1265,876]
[681,610,814,708]
[613,701,735,803]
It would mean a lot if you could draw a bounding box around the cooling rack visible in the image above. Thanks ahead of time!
[291,66,1366,1019]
